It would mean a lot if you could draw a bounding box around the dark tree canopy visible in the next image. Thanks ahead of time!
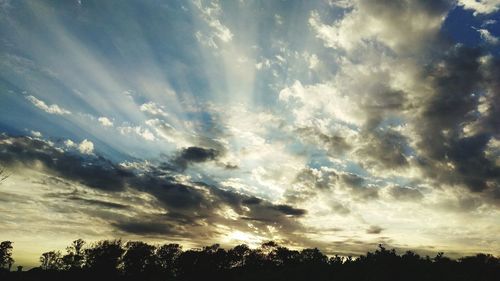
[0,241,14,271]
[1,240,500,281]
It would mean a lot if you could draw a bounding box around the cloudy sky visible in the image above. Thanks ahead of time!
[1,0,500,268]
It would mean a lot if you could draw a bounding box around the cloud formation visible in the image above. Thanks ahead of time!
[173,146,220,170]
[459,0,500,15]
[26,95,71,115]
[0,135,307,250]
[78,139,94,155]
[98,117,113,127]
[1,0,500,267]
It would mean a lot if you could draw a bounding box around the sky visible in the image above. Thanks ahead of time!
[0,0,500,268]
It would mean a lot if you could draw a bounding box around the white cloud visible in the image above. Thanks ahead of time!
[279,80,365,126]
[98,117,113,127]
[274,14,283,25]
[309,1,447,54]
[26,95,71,115]
[78,139,94,154]
[64,139,94,154]
[474,28,499,44]
[64,139,76,148]
[459,0,500,15]
[140,102,169,117]
[305,53,319,69]
[118,125,156,141]
[192,0,233,48]
[255,59,271,70]
[145,118,187,145]
[195,31,218,49]
[482,19,497,26]
[30,130,42,137]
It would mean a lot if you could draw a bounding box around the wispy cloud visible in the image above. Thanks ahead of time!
[26,95,71,115]
[474,27,499,44]
[192,0,233,48]
[98,117,113,127]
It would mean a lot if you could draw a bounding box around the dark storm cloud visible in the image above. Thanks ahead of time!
[222,163,239,170]
[480,56,500,134]
[127,172,307,234]
[360,86,409,132]
[162,211,205,225]
[422,47,482,134]
[233,193,308,220]
[113,221,174,236]
[416,45,500,195]
[0,135,132,191]
[239,206,307,222]
[179,146,219,162]
[173,146,220,170]
[356,129,409,170]
[340,173,379,200]
[242,197,262,205]
[67,196,130,210]
[270,204,307,216]
[341,173,365,188]
[0,135,307,240]
[131,175,207,211]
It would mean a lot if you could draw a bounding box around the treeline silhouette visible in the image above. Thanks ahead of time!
[1,239,500,281]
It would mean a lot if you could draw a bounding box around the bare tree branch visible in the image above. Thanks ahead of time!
[0,166,10,184]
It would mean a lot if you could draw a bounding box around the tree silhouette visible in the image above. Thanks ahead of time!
[269,246,300,267]
[227,244,250,268]
[242,245,266,270]
[62,239,86,270]
[299,248,328,265]
[156,243,182,277]
[122,241,156,277]
[84,239,124,274]
[40,251,63,270]
[2,239,500,281]
[0,241,14,271]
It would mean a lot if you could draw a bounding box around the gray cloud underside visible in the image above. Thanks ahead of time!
[299,0,500,204]
[415,46,500,194]
[0,135,307,242]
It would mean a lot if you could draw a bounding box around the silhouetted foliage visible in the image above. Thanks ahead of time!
[84,239,124,274]
[156,243,182,278]
[40,251,63,271]
[62,239,86,270]
[0,241,14,271]
[122,241,156,277]
[2,239,500,281]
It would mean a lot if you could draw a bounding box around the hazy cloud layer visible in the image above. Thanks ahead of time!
[0,135,307,249]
